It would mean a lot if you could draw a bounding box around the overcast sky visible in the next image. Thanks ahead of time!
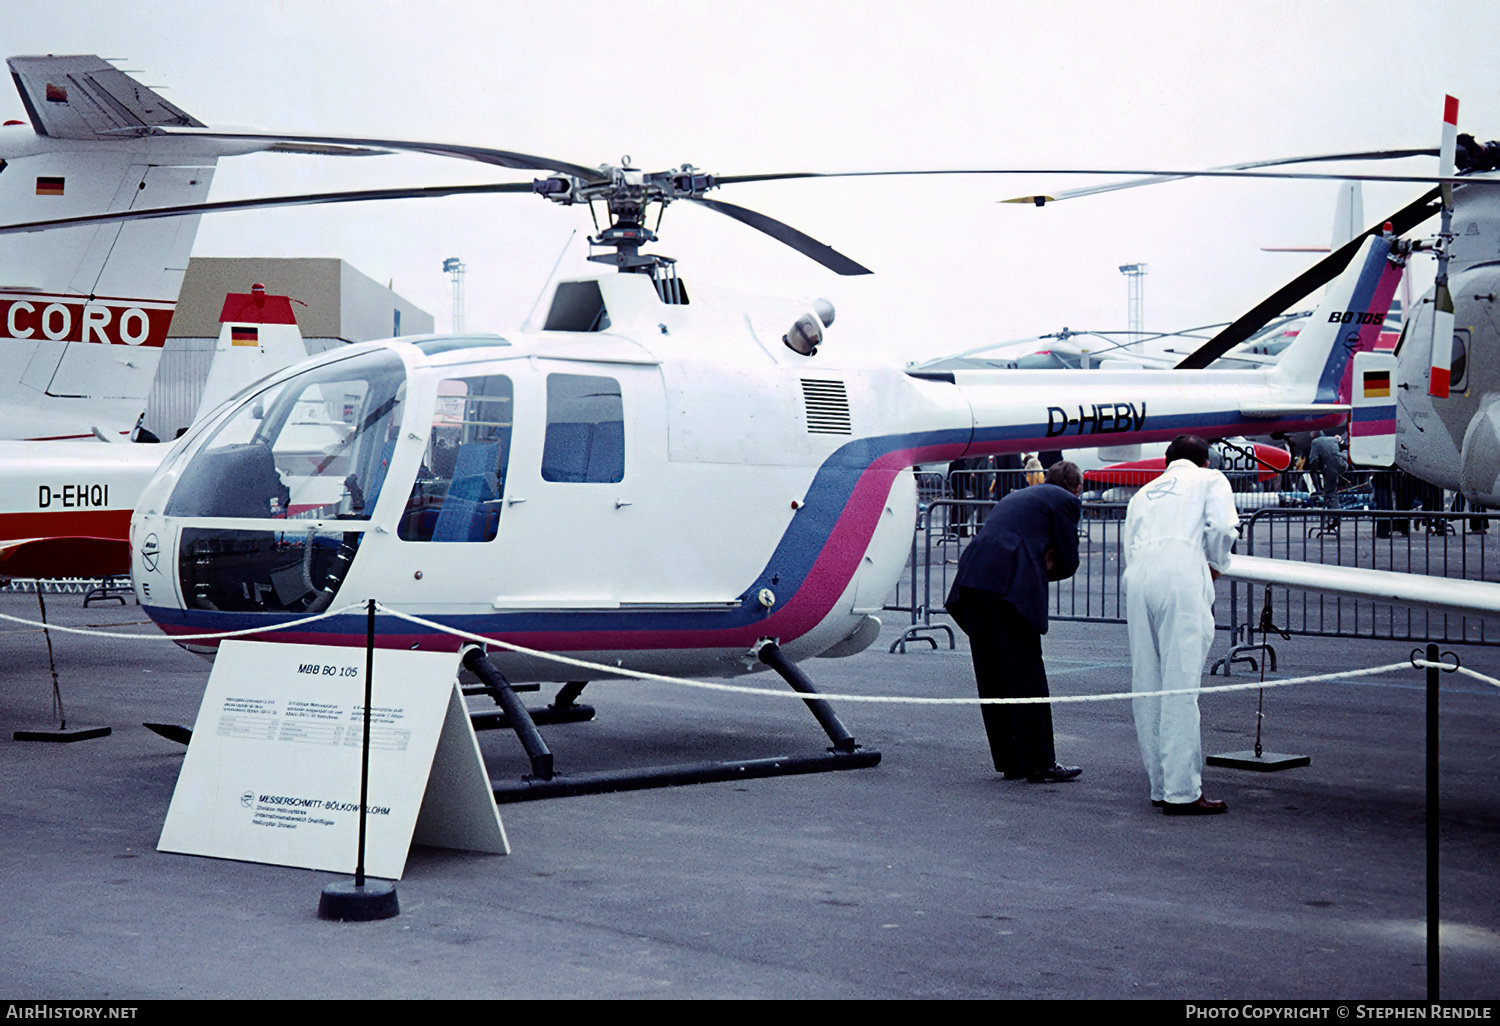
[6,0,1495,364]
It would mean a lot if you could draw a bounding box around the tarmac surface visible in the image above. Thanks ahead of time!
[0,588,1497,1000]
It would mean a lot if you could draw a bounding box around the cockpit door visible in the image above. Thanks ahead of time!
[489,361,665,609]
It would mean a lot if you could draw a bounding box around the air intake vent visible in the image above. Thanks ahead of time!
[801,378,852,435]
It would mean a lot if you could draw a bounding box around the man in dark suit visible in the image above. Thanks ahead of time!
[944,460,1084,782]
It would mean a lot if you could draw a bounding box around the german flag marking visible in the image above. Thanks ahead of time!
[1362,371,1391,399]
[35,176,64,196]
[230,326,259,347]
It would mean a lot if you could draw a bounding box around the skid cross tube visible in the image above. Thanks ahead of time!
[462,648,554,780]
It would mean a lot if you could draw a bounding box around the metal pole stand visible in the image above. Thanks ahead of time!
[1207,585,1307,772]
[319,599,398,921]
[13,586,111,743]
[1416,644,1458,1001]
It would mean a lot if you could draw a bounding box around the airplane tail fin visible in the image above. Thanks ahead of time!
[191,285,311,426]
[1269,232,1406,403]
[0,57,251,438]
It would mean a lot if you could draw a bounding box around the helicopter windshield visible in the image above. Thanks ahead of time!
[165,351,407,521]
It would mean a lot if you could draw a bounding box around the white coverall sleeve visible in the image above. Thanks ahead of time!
[1202,472,1239,573]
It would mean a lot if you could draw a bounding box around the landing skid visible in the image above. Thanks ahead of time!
[466,644,881,804]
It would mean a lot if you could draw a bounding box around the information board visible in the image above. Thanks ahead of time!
[158,640,507,879]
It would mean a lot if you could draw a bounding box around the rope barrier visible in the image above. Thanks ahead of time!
[0,595,1490,702]
[1414,659,1500,688]
[376,604,1459,705]
[0,602,365,641]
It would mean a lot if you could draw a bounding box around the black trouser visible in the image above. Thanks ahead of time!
[960,587,1056,774]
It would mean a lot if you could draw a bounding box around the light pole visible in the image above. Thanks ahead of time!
[443,257,466,334]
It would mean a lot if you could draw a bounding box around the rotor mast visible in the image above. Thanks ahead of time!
[532,160,716,300]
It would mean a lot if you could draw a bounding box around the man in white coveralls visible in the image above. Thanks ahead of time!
[1123,435,1239,816]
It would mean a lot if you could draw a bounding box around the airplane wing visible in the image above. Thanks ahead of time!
[1225,555,1500,619]
[7,55,204,139]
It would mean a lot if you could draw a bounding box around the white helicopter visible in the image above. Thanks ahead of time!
[127,196,1406,795]
[6,60,1454,794]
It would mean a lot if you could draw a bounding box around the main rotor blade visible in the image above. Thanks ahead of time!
[0,181,536,236]
[716,165,1483,189]
[143,128,604,181]
[1172,188,1441,370]
[686,197,872,275]
[997,148,1439,205]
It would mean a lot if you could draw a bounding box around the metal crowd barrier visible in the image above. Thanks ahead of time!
[887,495,1130,652]
[0,578,105,595]
[887,470,1500,657]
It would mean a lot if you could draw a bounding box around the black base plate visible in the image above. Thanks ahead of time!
[13,726,111,743]
[317,879,399,921]
[1206,750,1311,771]
[494,749,881,803]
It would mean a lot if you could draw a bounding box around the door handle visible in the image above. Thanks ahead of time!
[507,497,527,506]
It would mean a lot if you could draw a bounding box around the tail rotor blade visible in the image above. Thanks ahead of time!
[1430,95,1459,398]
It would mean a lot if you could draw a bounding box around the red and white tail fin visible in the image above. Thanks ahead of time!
[0,56,348,441]
[1429,95,1459,398]
[0,57,225,438]
[192,285,311,425]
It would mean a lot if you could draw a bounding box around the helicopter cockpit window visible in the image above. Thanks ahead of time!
[399,374,513,542]
[541,373,624,483]
[164,350,406,521]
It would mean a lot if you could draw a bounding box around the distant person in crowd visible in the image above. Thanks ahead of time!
[994,453,1024,503]
[1413,476,1449,534]
[1122,435,1238,816]
[1308,431,1347,509]
[945,461,1085,783]
[1024,453,1044,486]
[1450,491,1490,534]
[1373,468,1416,538]
[947,455,994,536]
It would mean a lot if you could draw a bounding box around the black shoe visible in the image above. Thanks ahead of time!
[1002,771,1028,780]
[1151,799,1165,808]
[1026,763,1082,783]
[1162,796,1228,815]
